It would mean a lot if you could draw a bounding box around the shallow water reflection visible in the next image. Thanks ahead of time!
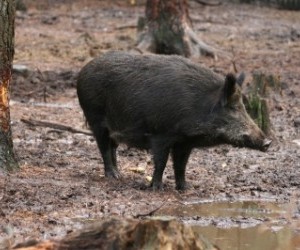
[158,200,300,250]
[195,223,300,250]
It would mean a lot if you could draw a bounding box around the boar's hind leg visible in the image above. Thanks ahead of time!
[172,144,192,191]
[150,138,171,190]
[110,140,117,169]
[91,123,121,179]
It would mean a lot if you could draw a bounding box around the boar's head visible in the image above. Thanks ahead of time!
[214,73,271,151]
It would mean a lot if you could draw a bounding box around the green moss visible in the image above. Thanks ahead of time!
[244,72,280,135]
[246,94,270,135]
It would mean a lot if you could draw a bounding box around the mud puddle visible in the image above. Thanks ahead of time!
[158,200,300,250]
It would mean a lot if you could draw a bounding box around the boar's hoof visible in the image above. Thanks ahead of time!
[150,181,163,191]
[262,139,272,152]
[105,169,122,179]
[176,182,191,191]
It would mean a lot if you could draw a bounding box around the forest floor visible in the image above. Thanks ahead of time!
[0,0,300,249]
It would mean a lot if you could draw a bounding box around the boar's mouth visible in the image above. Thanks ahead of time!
[237,136,272,152]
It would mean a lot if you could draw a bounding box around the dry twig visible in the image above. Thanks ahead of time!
[21,118,92,136]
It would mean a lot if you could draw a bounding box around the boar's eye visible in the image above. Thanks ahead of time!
[229,104,240,111]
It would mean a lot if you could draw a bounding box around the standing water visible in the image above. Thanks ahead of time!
[157,200,300,250]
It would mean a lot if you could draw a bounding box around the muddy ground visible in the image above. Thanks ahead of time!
[0,0,300,246]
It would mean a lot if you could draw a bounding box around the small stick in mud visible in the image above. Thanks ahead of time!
[192,0,222,6]
[133,199,169,218]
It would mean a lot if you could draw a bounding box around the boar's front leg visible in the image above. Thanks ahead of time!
[150,137,171,190]
[172,143,192,190]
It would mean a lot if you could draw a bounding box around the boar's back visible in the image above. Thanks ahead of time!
[77,51,225,145]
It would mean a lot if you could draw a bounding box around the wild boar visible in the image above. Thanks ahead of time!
[77,51,271,190]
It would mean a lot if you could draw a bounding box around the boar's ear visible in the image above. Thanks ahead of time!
[236,72,245,86]
[222,73,237,105]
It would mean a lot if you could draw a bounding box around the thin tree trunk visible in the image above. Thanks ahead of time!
[137,0,215,58]
[0,0,18,170]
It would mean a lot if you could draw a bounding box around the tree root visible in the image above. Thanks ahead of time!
[184,23,215,57]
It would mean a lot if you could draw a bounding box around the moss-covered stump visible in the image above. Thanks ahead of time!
[243,72,282,136]
[13,217,218,250]
[244,94,271,135]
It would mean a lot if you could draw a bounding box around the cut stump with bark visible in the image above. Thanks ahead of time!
[13,217,218,250]
[137,0,215,58]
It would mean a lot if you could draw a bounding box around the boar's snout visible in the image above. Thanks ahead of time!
[241,132,271,152]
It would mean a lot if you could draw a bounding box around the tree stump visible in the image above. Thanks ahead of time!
[137,0,215,58]
[13,217,218,250]
[243,72,281,136]
[244,94,271,135]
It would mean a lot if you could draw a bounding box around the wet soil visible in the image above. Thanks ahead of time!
[1,0,300,248]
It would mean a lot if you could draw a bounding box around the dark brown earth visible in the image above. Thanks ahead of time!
[0,0,299,246]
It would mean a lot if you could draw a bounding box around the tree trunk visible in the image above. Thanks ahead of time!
[137,0,215,58]
[0,0,18,171]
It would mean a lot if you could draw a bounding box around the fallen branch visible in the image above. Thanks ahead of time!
[116,24,137,30]
[21,118,92,136]
[192,0,222,6]
[11,100,74,109]
[133,199,168,218]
